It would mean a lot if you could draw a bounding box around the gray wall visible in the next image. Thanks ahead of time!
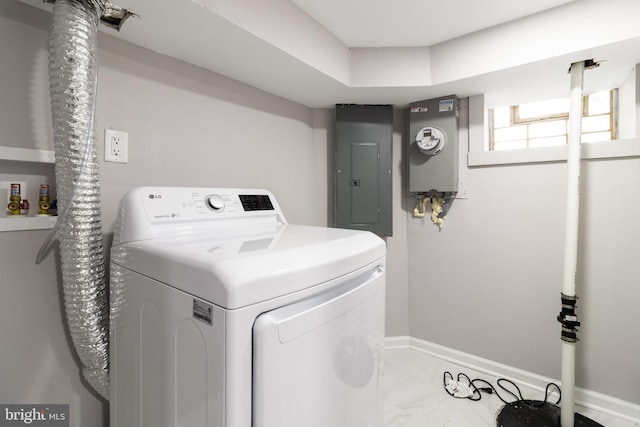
[2,1,638,426]
[95,36,327,230]
[0,1,340,425]
[407,153,640,404]
[385,110,410,336]
[1,3,109,425]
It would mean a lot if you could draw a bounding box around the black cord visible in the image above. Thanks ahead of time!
[444,371,483,401]
[443,371,561,408]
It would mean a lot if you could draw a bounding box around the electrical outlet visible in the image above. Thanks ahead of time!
[104,129,128,163]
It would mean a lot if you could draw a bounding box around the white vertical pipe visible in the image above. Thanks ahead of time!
[561,60,585,427]
[561,342,576,427]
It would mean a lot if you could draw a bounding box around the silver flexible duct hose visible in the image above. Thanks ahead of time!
[48,0,109,399]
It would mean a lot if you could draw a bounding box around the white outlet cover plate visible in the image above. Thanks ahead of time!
[105,129,128,163]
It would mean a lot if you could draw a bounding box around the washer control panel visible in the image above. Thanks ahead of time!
[238,194,274,211]
[114,187,285,244]
[205,194,226,212]
[135,187,279,224]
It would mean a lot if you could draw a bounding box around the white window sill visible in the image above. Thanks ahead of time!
[468,138,640,167]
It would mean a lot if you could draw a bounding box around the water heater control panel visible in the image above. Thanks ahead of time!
[415,126,446,155]
[408,95,459,194]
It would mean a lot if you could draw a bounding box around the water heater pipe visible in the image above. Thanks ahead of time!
[560,60,585,427]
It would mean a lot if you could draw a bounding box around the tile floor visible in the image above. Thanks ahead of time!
[383,348,638,427]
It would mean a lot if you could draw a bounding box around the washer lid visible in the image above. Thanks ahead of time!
[111,223,385,309]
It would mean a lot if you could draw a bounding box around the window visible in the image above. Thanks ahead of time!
[488,90,617,151]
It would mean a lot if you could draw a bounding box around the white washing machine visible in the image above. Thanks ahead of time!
[109,187,386,427]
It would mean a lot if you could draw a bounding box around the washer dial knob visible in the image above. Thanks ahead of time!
[205,194,225,212]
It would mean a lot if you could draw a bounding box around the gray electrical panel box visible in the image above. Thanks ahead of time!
[335,104,392,237]
[408,95,459,194]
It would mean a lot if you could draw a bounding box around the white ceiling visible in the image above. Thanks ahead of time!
[18,0,640,108]
[290,0,574,48]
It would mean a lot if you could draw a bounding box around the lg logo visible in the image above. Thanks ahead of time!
[148,194,163,199]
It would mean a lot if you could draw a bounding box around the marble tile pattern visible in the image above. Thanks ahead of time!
[383,348,638,427]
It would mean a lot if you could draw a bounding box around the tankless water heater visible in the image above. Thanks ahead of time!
[408,95,459,194]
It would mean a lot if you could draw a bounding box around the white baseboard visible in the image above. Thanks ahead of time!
[385,336,640,425]
[383,335,411,350]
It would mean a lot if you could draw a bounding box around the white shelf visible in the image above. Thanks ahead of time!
[0,215,57,232]
[0,146,55,163]
[0,146,57,232]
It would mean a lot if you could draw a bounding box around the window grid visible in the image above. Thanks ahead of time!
[489,90,615,151]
